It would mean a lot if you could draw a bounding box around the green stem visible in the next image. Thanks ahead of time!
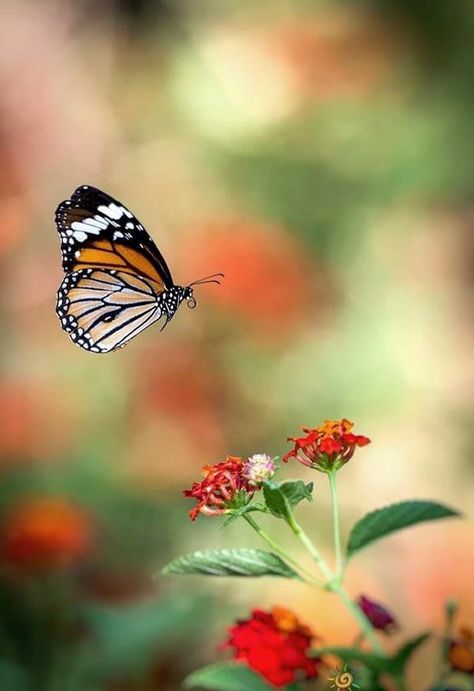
[284,510,334,581]
[333,584,385,656]
[436,599,457,682]
[328,470,342,576]
[243,515,323,586]
[284,506,385,657]
[245,508,385,657]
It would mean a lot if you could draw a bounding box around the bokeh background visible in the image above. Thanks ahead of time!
[0,0,473,689]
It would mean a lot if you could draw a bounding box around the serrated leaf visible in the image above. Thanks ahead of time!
[162,549,299,579]
[347,500,460,559]
[263,480,313,521]
[184,662,273,690]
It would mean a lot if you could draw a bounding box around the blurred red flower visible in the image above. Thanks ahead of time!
[188,221,313,336]
[1,497,94,570]
[357,594,398,634]
[283,418,370,472]
[448,626,474,674]
[223,606,320,687]
[183,456,254,521]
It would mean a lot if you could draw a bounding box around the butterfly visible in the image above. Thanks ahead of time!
[55,185,222,353]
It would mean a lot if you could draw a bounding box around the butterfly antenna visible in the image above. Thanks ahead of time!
[189,272,224,287]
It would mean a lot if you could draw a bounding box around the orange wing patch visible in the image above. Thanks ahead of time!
[72,240,165,288]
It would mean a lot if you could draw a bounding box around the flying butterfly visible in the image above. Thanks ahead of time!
[55,185,222,353]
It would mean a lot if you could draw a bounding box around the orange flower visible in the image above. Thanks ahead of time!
[448,626,474,674]
[1,497,94,570]
[283,418,370,472]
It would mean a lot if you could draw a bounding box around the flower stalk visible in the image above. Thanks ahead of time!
[243,514,323,586]
[333,584,385,656]
[284,508,334,582]
[283,506,385,655]
[328,470,343,577]
[246,503,386,656]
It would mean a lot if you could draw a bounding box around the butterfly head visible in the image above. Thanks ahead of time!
[184,286,197,309]
[185,272,224,310]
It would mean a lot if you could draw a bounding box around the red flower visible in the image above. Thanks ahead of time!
[283,418,370,472]
[183,456,255,521]
[1,497,94,571]
[448,627,474,674]
[223,607,320,687]
[357,595,398,634]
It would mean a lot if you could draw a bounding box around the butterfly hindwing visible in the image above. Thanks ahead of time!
[55,185,173,287]
[56,268,164,353]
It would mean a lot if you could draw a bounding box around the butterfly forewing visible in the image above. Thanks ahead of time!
[56,185,173,287]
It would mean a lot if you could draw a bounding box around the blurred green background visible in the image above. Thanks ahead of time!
[0,1,473,689]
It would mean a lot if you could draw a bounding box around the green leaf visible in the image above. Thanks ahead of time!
[390,633,430,673]
[184,662,273,690]
[162,549,299,579]
[263,480,313,521]
[347,500,460,559]
[316,634,431,677]
[313,646,389,673]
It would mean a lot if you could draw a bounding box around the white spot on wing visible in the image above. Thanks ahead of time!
[98,203,124,220]
[71,221,100,235]
[86,217,108,230]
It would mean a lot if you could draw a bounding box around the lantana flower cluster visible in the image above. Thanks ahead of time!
[184,419,369,520]
[283,418,370,472]
[184,454,275,521]
[223,606,320,687]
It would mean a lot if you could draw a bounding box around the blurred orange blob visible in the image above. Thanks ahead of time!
[140,344,223,419]
[1,497,94,571]
[271,13,401,103]
[448,626,474,674]
[127,344,226,480]
[190,221,312,335]
[0,381,34,462]
[0,378,83,465]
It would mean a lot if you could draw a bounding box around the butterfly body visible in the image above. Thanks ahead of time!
[54,186,215,353]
